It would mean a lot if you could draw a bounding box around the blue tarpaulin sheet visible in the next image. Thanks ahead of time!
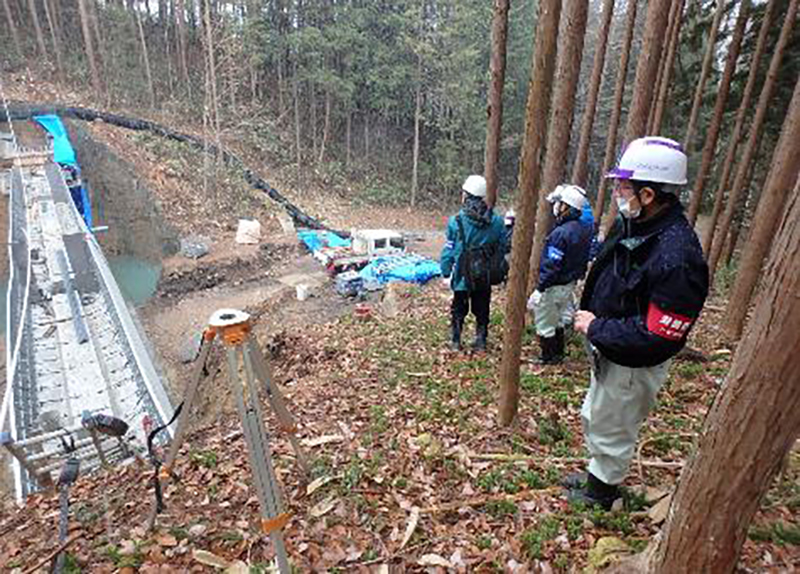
[33,115,77,165]
[297,230,351,252]
[359,253,441,285]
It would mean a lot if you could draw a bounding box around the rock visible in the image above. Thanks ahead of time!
[586,537,633,573]
[648,492,673,525]
[235,219,261,244]
[178,333,203,364]
[644,486,670,504]
[119,539,137,556]
[188,524,207,538]
[179,235,210,259]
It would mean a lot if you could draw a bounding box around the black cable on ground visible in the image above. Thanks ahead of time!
[2,103,347,236]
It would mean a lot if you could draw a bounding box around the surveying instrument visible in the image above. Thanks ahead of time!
[148,308,308,573]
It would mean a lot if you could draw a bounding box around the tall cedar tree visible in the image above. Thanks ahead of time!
[594,0,637,222]
[701,0,776,253]
[725,75,800,340]
[484,0,511,209]
[2,0,23,59]
[498,0,563,426]
[706,0,798,279]
[600,0,672,236]
[77,0,103,96]
[687,0,751,225]
[528,0,589,293]
[649,0,684,133]
[682,0,726,153]
[571,0,615,189]
[652,171,800,573]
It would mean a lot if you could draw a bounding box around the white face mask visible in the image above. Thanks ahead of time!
[616,196,641,219]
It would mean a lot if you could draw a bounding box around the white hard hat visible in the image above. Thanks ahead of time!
[546,184,588,211]
[504,209,516,224]
[462,175,487,198]
[606,136,687,185]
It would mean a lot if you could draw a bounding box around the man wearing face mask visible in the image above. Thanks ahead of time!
[566,136,709,509]
[527,185,593,364]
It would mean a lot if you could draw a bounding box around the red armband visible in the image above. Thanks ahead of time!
[646,302,693,341]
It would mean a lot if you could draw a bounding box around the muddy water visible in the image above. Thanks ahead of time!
[67,121,179,305]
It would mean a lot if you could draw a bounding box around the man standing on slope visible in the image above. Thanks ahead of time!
[527,184,593,364]
[567,137,709,509]
[440,175,507,352]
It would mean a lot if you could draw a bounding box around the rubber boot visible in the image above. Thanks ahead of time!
[449,318,463,351]
[537,335,561,365]
[472,324,488,352]
[554,328,566,362]
[567,473,619,510]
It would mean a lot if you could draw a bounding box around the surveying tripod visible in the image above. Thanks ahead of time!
[148,309,308,573]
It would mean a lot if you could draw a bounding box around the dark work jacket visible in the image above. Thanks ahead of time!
[580,202,709,368]
[538,212,593,291]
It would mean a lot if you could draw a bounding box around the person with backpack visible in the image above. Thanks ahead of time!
[440,175,507,351]
[527,184,593,364]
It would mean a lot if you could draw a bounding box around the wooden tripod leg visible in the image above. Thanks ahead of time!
[247,340,310,476]
[145,331,215,530]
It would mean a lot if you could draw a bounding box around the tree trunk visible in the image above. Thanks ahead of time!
[318,87,331,164]
[600,0,672,236]
[484,0,510,209]
[277,55,285,113]
[136,1,157,109]
[682,0,726,154]
[41,0,65,82]
[707,0,797,280]
[176,0,191,91]
[528,0,589,293]
[725,75,800,340]
[701,0,775,253]
[345,110,351,168]
[571,0,614,188]
[364,112,370,160]
[310,83,318,160]
[164,10,175,98]
[651,174,800,574]
[411,53,423,208]
[203,0,220,140]
[77,0,103,96]
[293,62,302,176]
[27,0,48,61]
[687,0,750,225]
[649,0,684,134]
[498,0,562,427]
[594,0,637,223]
[2,0,23,59]
[88,0,106,79]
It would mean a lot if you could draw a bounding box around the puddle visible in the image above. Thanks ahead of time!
[107,256,161,306]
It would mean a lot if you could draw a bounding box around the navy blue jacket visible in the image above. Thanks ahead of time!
[538,212,593,291]
[580,202,709,368]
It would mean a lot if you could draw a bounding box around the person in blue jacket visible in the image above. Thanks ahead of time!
[440,175,507,351]
[566,137,709,509]
[527,184,593,364]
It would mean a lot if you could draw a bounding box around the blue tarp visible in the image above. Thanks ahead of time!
[297,230,351,252]
[33,115,77,165]
[359,253,441,285]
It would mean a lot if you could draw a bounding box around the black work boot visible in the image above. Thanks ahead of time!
[567,473,619,510]
[537,335,561,365]
[560,471,587,489]
[449,319,463,351]
[554,328,566,362]
[472,324,488,352]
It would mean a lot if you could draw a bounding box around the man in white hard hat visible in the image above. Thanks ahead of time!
[440,175,507,351]
[503,208,516,253]
[566,137,709,509]
[527,184,593,364]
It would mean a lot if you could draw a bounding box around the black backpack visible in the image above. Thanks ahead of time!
[456,215,509,292]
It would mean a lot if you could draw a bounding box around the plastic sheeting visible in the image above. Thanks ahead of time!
[359,253,441,286]
[33,115,77,165]
[297,230,351,252]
